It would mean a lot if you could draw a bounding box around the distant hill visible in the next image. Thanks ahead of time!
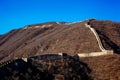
[0,35,2,38]
[0,19,120,61]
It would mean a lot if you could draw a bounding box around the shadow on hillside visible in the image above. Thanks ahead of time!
[0,59,54,80]
[0,55,92,80]
[31,54,92,80]
[97,30,120,54]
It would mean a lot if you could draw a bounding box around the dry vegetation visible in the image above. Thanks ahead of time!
[1,54,120,80]
[0,55,92,80]
[1,19,120,61]
[89,20,120,54]
[0,21,100,61]
[81,54,120,80]
[0,19,120,80]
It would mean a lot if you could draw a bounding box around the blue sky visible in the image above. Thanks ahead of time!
[0,0,120,34]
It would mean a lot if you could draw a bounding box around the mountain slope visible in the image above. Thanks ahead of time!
[81,54,120,80]
[0,21,100,61]
[0,19,120,61]
[89,19,120,54]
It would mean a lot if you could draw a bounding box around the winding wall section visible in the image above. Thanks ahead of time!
[78,23,113,57]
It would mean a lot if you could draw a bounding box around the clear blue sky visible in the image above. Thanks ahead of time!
[0,0,120,34]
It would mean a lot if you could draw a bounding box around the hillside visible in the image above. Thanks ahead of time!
[89,19,120,54]
[0,54,92,80]
[0,19,120,80]
[0,21,100,61]
[0,19,120,61]
[81,54,120,80]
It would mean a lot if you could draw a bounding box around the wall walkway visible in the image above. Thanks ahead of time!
[78,23,113,57]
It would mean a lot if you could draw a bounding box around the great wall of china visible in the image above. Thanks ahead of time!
[0,60,14,68]
[0,22,113,67]
[78,23,113,57]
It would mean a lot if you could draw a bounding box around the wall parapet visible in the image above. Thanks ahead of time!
[78,50,113,57]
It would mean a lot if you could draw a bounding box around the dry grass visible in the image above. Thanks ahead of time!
[90,20,120,54]
[0,22,100,61]
[81,54,120,80]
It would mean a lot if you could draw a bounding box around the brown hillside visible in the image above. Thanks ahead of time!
[0,21,100,61]
[81,54,120,80]
[89,19,120,54]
